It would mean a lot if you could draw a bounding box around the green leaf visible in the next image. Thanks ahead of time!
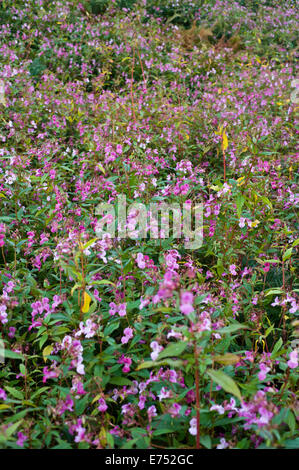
[152,428,174,436]
[271,337,283,356]
[236,193,245,218]
[91,279,115,287]
[5,386,24,400]
[5,420,23,438]
[200,435,212,449]
[284,438,299,449]
[207,369,242,401]
[3,350,24,360]
[158,341,188,360]
[218,323,249,334]
[265,288,283,296]
[283,248,292,261]
[136,359,183,370]
[108,377,132,386]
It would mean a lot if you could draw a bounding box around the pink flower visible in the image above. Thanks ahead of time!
[74,419,86,443]
[0,304,8,324]
[0,388,7,400]
[229,264,238,276]
[158,387,172,401]
[271,296,280,307]
[168,403,181,417]
[109,302,117,316]
[217,438,229,449]
[42,366,59,383]
[147,405,157,419]
[116,144,122,154]
[58,395,74,415]
[239,217,246,228]
[263,263,270,273]
[210,404,225,414]
[258,363,270,381]
[136,252,146,269]
[118,354,132,373]
[138,395,146,410]
[150,341,163,361]
[98,398,108,412]
[289,301,298,314]
[118,303,127,317]
[287,350,298,369]
[180,291,194,315]
[121,327,134,344]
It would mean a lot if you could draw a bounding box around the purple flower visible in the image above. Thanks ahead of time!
[16,432,27,447]
[147,405,157,419]
[98,398,108,412]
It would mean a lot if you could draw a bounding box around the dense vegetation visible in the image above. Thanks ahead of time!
[0,0,298,449]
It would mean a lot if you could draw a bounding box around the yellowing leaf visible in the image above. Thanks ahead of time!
[92,393,102,405]
[99,427,107,447]
[97,163,105,174]
[82,291,91,313]
[214,353,240,365]
[43,345,53,363]
[71,283,80,296]
[222,130,228,151]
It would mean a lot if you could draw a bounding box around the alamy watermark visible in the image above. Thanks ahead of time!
[95,195,203,249]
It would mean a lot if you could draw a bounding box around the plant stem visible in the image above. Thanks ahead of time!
[194,342,201,449]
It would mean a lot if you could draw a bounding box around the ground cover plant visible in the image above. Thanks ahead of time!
[0,0,298,449]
